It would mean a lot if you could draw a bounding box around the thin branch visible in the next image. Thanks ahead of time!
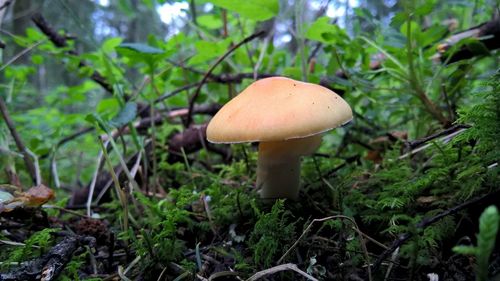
[0,40,45,72]
[86,140,109,217]
[184,30,266,127]
[307,42,322,63]
[0,0,12,11]
[246,263,318,281]
[0,96,38,185]
[31,13,114,94]
[406,123,471,149]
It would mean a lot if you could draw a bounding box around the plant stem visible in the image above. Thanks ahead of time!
[406,14,449,126]
[0,95,38,185]
[295,0,307,81]
[99,138,128,237]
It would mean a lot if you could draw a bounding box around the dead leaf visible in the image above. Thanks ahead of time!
[22,184,55,206]
[417,196,438,204]
[0,184,55,213]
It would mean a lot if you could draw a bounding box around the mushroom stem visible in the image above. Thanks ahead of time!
[257,135,323,200]
[257,152,301,200]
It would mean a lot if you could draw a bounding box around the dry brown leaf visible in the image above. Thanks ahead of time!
[0,184,55,213]
[22,184,55,207]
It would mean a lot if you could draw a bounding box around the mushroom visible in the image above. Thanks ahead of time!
[206,76,352,200]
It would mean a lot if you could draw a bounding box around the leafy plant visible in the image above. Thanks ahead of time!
[248,200,296,268]
[0,228,59,271]
[453,205,500,281]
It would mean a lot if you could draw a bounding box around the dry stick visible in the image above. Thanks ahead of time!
[0,235,85,281]
[86,139,109,217]
[371,187,500,273]
[0,96,38,185]
[246,263,318,281]
[399,126,470,159]
[277,215,372,281]
[208,271,241,281]
[406,123,471,149]
[184,30,266,128]
[436,16,500,63]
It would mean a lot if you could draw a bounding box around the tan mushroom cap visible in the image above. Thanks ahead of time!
[207,76,353,143]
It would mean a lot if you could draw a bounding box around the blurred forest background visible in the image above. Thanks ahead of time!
[0,0,499,280]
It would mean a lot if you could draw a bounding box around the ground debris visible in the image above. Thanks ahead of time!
[0,235,94,281]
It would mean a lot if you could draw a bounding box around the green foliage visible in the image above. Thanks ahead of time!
[0,228,59,270]
[248,200,296,268]
[131,190,194,267]
[108,102,137,129]
[305,17,349,44]
[117,43,165,55]
[453,206,500,281]
[208,0,279,21]
[57,252,94,281]
[456,72,500,162]
[345,69,500,267]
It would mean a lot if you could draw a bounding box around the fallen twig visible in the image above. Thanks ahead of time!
[246,263,318,281]
[400,124,471,158]
[435,15,500,63]
[0,235,94,281]
[406,124,471,149]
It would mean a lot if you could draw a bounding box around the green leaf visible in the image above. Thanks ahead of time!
[477,205,499,281]
[197,14,223,30]
[102,37,123,53]
[305,17,347,44]
[97,98,120,119]
[85,113,109,133]
[415,0,437,16]
[31,54,44,65]
[452,245,477,255]
[117,43,165,54]
[360,36,406,73]
[209,0,279,21]
[25,28,45,42]
[187,38,232,65]
[400,21,421,41]
[390,11,407,28]
[282,67,303,80]
[109,102,137,128]
[420,25,447,47]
